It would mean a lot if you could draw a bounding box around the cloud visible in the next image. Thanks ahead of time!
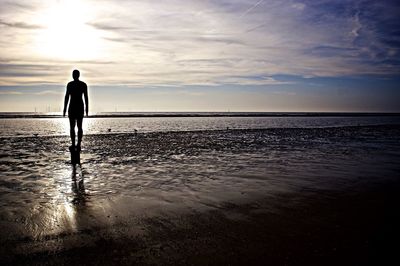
[33,90,60,95]
[3,1,35,9]
[350,12,362,38]
[0,19,42,29]
[0,0,399,87]
[240,0,265,18]
[291,3,306,11]
[0,63,67,80]
[87,21,131,31]
[149,89,205,96]
[0,90,23,95]
[0,90,59,95]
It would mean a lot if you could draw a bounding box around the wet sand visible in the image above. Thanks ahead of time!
[7,184,400,266]
[1,125,400,265]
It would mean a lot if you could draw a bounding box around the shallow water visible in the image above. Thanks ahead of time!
[1,115,400,137]
[0,125,399,249]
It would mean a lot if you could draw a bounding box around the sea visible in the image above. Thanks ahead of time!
[1,112,400,137]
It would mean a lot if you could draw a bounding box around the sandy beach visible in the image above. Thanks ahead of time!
[1,125,399,265]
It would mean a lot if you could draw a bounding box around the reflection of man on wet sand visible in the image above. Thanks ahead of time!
[63,69,89,151]
[71,168,87,205]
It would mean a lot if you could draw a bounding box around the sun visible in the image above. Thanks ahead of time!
[35,0,103,60]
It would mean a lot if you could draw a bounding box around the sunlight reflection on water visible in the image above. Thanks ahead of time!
[37,165,94,237]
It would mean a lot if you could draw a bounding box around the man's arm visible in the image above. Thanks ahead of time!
[63,86,69,117]
[84,85,89,116]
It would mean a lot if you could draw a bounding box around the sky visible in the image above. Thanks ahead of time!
[0,0,399,112]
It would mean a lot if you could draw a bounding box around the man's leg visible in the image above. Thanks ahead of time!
[69,117,76,146]
[77,117,83,148]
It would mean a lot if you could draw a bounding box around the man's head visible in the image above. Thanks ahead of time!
[72,69,80,80]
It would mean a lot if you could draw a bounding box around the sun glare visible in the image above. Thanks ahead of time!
[35,0,103,60]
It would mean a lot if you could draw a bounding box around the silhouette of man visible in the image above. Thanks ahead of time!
[63,69,88,150]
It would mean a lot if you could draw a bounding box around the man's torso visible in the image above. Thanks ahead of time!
[67,80,86,115]
[68,80,86,108]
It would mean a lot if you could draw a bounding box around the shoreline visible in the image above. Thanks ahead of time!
[1,112,400,119]
[1,123,400,139]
